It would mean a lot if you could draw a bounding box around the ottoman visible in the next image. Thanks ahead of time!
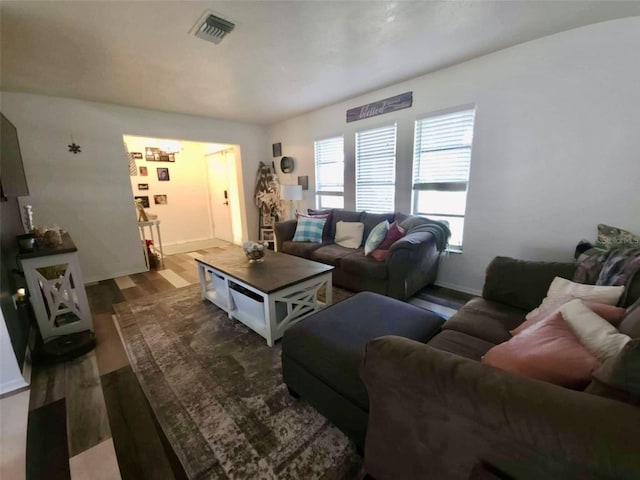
[281,291,444,452]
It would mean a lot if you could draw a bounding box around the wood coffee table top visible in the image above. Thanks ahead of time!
[195,248,334,294]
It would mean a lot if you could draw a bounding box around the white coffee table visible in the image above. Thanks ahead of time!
[195,249,334,346]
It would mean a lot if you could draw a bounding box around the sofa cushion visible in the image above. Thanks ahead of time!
[376,220,406,251]
[341,252,389,280]
[299,211,331,236]
[330,209,364,240]
[511,299,627,336]
[306,209,334,242]
[281,240,325,259]
[526,277,624,321]
[596,223,640,249]
[482,257,577,311]
[335,221,364,249]
[428,330,495,361]
[364,220,389,255]
[482,311,601,390]
[560,299,631,362]
[311,244,358,266]
[292,216,327,243]
[361,213,395,245]
[282,291,444,411]
[443,297,525,345]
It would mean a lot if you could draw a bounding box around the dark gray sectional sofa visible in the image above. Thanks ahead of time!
[362,257,640,480]
[274,209,449,300]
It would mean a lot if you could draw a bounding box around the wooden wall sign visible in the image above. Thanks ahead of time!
[346,92,412,123]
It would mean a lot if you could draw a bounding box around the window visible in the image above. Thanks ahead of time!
[314,136,344,209]
[355,123,397,213]
[412,107,476,249]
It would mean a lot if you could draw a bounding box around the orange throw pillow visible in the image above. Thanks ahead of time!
[483,311,601,389]
[511,300,626,336]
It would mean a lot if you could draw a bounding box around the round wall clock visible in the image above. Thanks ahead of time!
[280,156,294,173]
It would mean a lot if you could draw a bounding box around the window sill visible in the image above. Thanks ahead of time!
[446,247,463,254]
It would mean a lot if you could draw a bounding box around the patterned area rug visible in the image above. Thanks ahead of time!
[113,284,362,480]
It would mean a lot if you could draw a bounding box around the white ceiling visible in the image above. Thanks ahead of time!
[2,1,639,125]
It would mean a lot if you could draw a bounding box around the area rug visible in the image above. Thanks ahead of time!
[113,284,362,480]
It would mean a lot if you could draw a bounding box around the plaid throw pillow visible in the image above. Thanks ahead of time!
[293,216,326,243]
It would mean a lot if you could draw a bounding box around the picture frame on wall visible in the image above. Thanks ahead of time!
[138,183,149,190]
[157,167,170,181]
[134,195,150,208]
[139,166,148,176]
[132,152,143,160]
[145,147,160,161]
[154,194,168,205]
[146,147,176,162]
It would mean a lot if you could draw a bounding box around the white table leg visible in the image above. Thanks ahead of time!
[197,263,206,300]
[325,274,333,306]
[264,297,277,347]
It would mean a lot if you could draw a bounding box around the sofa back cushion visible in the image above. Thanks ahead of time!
[482,257,578,311]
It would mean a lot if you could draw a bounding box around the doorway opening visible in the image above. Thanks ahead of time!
[122,135,245,257]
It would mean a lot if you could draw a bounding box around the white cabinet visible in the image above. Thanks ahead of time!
[19,234,93,341]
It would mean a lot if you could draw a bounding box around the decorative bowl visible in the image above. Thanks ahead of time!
[242,241,267,263]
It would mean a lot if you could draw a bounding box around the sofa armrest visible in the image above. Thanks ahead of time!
[388,230,434,252]
[482,256,577,311]
[386,231,440,300]
[361,336,640,480]
[274,220,297,252]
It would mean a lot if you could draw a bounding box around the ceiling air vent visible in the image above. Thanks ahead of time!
[195,14,235,45]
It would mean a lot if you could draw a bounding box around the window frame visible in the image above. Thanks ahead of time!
[355,122,397,214]
[314,135,345,210]
[411,105,476,251]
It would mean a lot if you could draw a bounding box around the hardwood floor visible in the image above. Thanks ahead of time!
[25,243,470,479]
[25,247,222,480]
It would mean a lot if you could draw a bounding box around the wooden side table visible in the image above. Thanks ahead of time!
[138,219,165,269]
[18,233,94,341]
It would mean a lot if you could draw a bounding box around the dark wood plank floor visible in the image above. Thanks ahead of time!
[25,243,467,479]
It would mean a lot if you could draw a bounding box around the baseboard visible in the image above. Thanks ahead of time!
[434,281,482,297]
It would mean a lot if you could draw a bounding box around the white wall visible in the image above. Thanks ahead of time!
[1,94,266,282]
[125,136,217,246]
[0,309,28,395]
[267,17,640,294]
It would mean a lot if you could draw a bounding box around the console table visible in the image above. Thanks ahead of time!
[18,233,94,341]
[138,219,165,269]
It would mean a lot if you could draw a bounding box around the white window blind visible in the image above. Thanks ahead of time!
[412,107,476,248]
[314,136,344,209]
[355,124,396,213]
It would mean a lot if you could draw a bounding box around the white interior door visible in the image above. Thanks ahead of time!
[207,152,233,243]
